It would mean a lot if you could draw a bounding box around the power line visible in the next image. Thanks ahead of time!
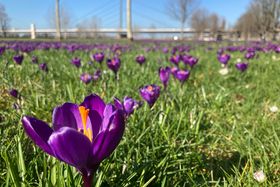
[133,0,168,17]
[71,0,113,25]
[104,17,119,28]
[133,10,171,28]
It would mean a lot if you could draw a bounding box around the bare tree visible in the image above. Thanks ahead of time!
[0,3,10,37]
[235,8,258,40]
[235,0,280,41]
[76,16,102,38]
[167,0,200,39]
[220,18,226,31]
[191,9,226,40]
[208,13,219,37]
[191,8,209,39]
[254,0,280,40]
[47,6,71,30]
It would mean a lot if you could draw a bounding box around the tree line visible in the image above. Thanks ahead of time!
[168,0,280,40]
[235,0,280,40]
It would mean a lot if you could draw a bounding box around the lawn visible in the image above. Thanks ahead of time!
[1,40,280,186]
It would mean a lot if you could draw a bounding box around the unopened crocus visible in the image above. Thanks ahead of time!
[235,63,248,72]
[71,57,81,68]
[0,46,5,55]
[245,51,255,60]
[31,56,38,64]
[135,55,146,65]
[13,54,24,65]
[93,52,105,63]
[174,69,190,83]
[169,55,181,66]
[21,94,125,187]
[114,97,141,117]
[107,57,121,75]
[275,46,280,53]
[182,55,198,67]
[159,67,171,89]
[39,63,48,72]
[139,84,160,107]
[218,53,230,65]
[170,67,179,75]
[93,70,102,81]
[80,73,93,84]
[9,89,19,98]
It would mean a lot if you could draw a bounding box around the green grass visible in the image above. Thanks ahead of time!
[1,41,280,186]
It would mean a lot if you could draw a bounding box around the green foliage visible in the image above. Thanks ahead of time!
[1,41,280,186]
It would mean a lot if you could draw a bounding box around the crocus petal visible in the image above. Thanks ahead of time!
[114,97,123,110]
[80,94,106,117]
[88,110,102,139]
[52,103,81,131]
[92,110,125,163]
[101,104,116,131]
[22,116,54,156]
[48,127,92,170]
[123,97,135,115]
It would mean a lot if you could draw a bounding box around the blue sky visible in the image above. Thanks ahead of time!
[1,0,251,29]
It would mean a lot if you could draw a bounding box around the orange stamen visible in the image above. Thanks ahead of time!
[79,106,92,142]
[147,85,153,92]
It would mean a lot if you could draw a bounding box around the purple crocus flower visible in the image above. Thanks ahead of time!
[169,55,181,66]
[235,63,248,72]
[114,96,140,117]
[139,84,160,107]
[107,57,121,74]
[188,56,198,67]
[173,69,190,83]
[21,94,125,187]
[162,47,169,54]
[217,48,224,55]
[93,52,105,63]
[135,55,146,65]
[218,54,230,65]
[182,55,198,67]
[93,70,102,81]
[159,67,171,89]
[71,57,81,68]
[39,63,48,72]
[245,51,255,60]
[13,54,24,65]
[171,47,178,55]
[275,46,280,53]
[9,89,19,98]
[31,56,38,64]
[0,46,5,55]
[80,73,93,84]
[170,67,179,77]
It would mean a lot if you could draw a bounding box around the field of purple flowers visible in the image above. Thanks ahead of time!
[1,40,280,186]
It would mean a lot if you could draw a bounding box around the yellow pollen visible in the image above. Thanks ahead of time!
[79,106,93,142]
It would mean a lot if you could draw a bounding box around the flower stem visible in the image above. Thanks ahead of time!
[82,173,93,187]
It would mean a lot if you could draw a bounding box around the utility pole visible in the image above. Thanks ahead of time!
[55,0,61,40]
[126,0,133,40]
[119,0,123,38]
[120,0,123,30]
